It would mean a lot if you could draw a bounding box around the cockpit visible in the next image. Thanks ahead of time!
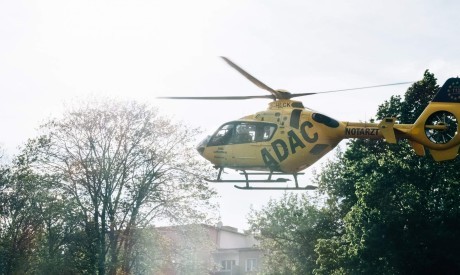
[208,121,277,146]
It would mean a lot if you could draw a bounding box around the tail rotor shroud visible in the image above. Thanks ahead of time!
[424,111,458,144]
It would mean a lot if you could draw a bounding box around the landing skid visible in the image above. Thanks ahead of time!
[205,168,317,190]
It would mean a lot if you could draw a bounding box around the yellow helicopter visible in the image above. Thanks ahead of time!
[160,57,460,190]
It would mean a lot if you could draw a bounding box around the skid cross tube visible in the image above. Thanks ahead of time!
[234,185,317,190]
[205,168,316,190]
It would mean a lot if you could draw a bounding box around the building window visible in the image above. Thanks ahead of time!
[221,260,236,270]
[246,258,258,272]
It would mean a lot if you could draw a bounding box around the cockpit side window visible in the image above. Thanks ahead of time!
[208,123,235,146]
[208,122,277,146]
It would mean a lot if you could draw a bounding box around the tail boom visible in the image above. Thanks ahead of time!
[342,78,460,161]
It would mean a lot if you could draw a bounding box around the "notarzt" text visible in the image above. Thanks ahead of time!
[345,127,379,136]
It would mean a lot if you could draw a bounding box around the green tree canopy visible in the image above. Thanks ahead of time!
[315,70,460,274]
[248,193,339,274]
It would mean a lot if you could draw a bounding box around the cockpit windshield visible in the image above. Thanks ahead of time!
[208,122,277,146]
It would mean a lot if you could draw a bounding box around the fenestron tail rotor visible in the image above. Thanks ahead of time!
[157,57,413,101]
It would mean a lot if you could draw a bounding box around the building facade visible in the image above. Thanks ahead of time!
[155,224,263,275]
[212,225,261,274]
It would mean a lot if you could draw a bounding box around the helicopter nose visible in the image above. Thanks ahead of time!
[196,135,210,156]
[197,144,205,156]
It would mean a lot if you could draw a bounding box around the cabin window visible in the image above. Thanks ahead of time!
[208,122,277,146]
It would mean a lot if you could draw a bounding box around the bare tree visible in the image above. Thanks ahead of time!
[34,99,218,274]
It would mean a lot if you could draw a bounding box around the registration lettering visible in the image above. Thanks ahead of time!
[273,102,292,108]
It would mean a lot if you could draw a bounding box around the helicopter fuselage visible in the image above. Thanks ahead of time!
[160,56,460,189]
[197,99,400,173]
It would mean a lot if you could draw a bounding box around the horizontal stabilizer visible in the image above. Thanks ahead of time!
[378,118,397,143]
[429,145,459,161]
[409,141,425,156]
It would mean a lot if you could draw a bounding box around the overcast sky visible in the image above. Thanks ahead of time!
[1,0,460,230]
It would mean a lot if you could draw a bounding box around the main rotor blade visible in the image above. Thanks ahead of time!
[289,81,414,98]
[157,95,274,100]
[220,56,281,98]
